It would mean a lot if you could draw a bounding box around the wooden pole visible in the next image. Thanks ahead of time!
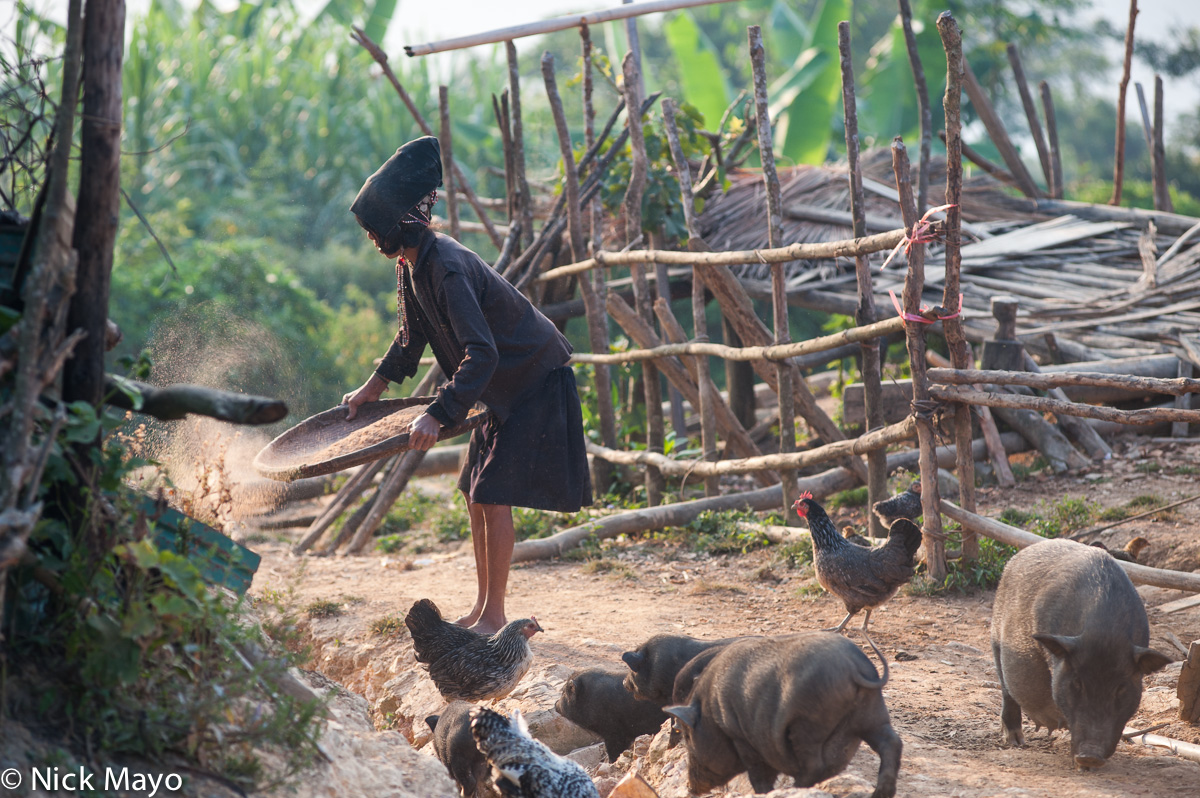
[962,60,1043,199]
[1021,351,1112,461]
[1110,0,1138,206]
[897,0,933,214]
[937,11,977,559]
[570,315,905,364]
[543,51,615,491]
[892,137,946,580]
[1154,75,1173,212]
[663,97,719,496]
[839,21,886,538]
[931,384,1200,426]
[623,50,665,505]
[749,24,797,519]
[492,92,514,223]
[65,0,125,410]
[927,367,1200,396]
[507,41,534,250]
[438,86,460,240]
[405,0,744,56]
[1039,81,1063,199]
[943,131,1021,189]
[350,27,504,251]
[291,457,389,555]
[1006,43,1052,192]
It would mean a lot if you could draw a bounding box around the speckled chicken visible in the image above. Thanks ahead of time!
[794,494,923,639]
[872,480,922,528]
[470,707,600,798]
[404,598,542,702]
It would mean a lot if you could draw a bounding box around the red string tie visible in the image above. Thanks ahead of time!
[890,291,964,324]
[879,203,957,271]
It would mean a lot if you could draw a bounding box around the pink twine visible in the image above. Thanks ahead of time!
[879,203,957,271]
[890,291,964,324]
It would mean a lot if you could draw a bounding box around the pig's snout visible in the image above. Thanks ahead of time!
[1074,752,1108,770]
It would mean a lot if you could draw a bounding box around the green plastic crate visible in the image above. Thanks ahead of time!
[140,496,261,596]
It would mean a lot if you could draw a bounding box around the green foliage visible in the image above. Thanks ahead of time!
[1010,455,1050,481]
[432,493,471,543]
[304,599,344,619]
[998,496,1098,538]
[380,488,439,535]
[913,537,1016,595]
[776,536,814,568]
[1129,494,1167,509]
[827,486,869,509]
[664,11,731,127]
[1069,179,1200,217]
[369,614,405,637]
[685,510,770,555]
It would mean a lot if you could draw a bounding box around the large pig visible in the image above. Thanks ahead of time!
[554,667,669,758]
[620,634,739,705]
[991,538,1172,769]
[663,632,901,797]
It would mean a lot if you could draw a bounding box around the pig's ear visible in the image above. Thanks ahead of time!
[1134,646,1173,675]
[664,704,699,730]
[1032,633,1079,661]
[425,714,440,732]
[622,651,646,673]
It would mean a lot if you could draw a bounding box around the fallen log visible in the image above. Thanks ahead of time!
[585,415,916,478]
[940,499,1200,593]
[928,367,1200,397]
[930,384,1200,426]
[106,377,287,425]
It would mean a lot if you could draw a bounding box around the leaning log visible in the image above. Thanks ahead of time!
[940,500,1200,593]
[105,378,287,425]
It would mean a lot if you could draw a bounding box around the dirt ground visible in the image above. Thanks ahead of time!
[247,432,1200,798]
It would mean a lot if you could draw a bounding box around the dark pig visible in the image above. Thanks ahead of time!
[664,632,901,797]
[991,538,1172,769]
[620,634,738,705]
[554,667,668,758]
[427,701,489,797]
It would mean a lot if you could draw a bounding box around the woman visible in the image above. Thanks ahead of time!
[343,136,591,634]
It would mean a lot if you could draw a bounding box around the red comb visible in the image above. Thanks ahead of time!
[798,491,813,501]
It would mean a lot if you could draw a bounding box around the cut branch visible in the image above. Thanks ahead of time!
[929,384,1200,426]
[927,367,1200,396]
[104,378,287,425]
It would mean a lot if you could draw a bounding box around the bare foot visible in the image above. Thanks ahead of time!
[469,618,505,635]
[454,606,483,628]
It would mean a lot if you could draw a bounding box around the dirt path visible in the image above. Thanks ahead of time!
[248,438,1200,797]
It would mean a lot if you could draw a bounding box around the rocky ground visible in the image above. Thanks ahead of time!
[239,432,1200,798]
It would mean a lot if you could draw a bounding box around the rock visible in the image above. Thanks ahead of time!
[566,742,607,772]
[817,772,876,797]
[521,708,603,754]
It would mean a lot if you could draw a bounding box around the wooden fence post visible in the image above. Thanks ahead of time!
[438,86,460,240]
[897,0,932,214]
[749,24,797,520]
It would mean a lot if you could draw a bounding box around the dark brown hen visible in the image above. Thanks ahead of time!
[404,598,542,702]
[794,494,922,640]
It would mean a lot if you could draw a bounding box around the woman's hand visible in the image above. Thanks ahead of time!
[408,412,441,451]
[343,374,390,420]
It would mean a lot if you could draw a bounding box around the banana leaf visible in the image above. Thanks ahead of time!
[664,10,731,127]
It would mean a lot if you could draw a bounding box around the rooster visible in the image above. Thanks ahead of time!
[404,598,542,702]
[794,493,923,639]
[470,707,600,798]
[872,480,922,528]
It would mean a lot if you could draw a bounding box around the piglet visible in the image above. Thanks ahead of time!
[554,667,668,758]
[427,701,489,797]
[991,538,1172,769]
[665,632,900,797]
[620,634,739,706]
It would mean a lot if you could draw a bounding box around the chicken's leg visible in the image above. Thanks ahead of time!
[861,608,874,636]
[823,610,856,633]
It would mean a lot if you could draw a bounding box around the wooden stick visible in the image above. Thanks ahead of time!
[571,315,905,364]
[930,384,1200,426]
[623,50,664,506]
[940,499,1200,593]
[927,367,1200,396]
[1039,81,1064,199]
[962,60,1043,198]
[939,12,978,559]
[750,24,797,520]
[1154,75,1173,212]
[492,91,513,222]
[586,416,916,477]
[350,27,504,251]
[662,98,718,496]
[1070,492,1200,540]
[1124,728,1200,764]
[507,41,534,250]
[1110,0,1138,206]
[898,0,933,214]
[343,449,426,554]
[538,227,908,282]
[975,405,1016,487]
[840,21,886,537]
[1006,43,1051,192]
[404,0,743,56]
[438,86,460,240]
[292,457,390,555]
[1136,82,1155,158]
[893,136,946,580]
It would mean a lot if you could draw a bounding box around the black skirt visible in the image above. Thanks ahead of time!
[457,366,593,512]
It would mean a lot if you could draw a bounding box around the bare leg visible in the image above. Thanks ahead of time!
[453,492,488,628]
[472,503,514,634]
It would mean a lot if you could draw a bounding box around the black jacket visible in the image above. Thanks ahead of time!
[375,231,572,426]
